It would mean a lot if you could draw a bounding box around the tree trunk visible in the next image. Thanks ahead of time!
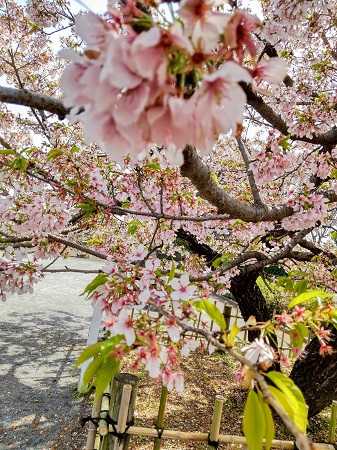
[230,269,273,341]
[290,329,337,417]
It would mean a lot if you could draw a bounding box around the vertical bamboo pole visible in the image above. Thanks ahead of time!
[329,400,337,443]
[99,388,114,450]
[86,392,103,450]
[207,396,224,450]
[99,390,111,437]
[223,305,232,331]
[112,385,133,450]
[153,386,168,450]
[109,373,139,450]
[94,434,101,450]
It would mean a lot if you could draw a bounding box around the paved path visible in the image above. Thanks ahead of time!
[0,258,101,450]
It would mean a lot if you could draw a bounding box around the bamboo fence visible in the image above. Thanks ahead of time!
[84,373,336,450]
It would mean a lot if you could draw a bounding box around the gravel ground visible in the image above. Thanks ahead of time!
[0,258,101,450]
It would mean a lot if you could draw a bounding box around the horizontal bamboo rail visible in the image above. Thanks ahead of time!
[106,425,334,449]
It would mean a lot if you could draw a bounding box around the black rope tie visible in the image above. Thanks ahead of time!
[80,412,134,442]
[80,416,99,427]
[207,433,219,449]
[155,424,164,439]
[109,417,135,442]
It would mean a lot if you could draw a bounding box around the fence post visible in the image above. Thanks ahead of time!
[109,373,139,450]
[223,305,232,331]
[207,396,224,450]
[85,392,103,450]
[329,400,337,443]
[153,386,168,450]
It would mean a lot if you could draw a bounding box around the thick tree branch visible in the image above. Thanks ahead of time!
[0,85,68,119]
[242,83,337,147]
[181,145,293,222]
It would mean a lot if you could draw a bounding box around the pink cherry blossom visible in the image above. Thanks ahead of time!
[180,0,229,53]
[319,342,333,356]
[145,355,161,378]
[318,327,331,341]
[75,11,112,49]
[193,62,251,152]
[162,368,184,392]
[253,57,289,85]
[110,310,136,346]
[242,338,274,366]
[170,273,196,301]
[293,306,306,321]
[275,311,293,326]
[166,317,181,342]
[224,10,260,62]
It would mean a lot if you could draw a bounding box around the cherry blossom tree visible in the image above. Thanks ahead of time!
[1,0,337,448]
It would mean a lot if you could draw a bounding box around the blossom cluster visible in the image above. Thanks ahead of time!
[251,143,293,185]
[281,193,327,231]
[87,253,216,391]
[0,257,42,302]
[61,2,287,163]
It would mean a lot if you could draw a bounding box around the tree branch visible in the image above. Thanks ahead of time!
[47,234,108,260]
[242,83,337,147]
[181,145,293,222]
[236,137,263,206]
[0,85,68,119]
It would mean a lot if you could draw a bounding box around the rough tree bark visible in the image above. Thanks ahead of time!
[290,329,337,417]
[230,269,273,342]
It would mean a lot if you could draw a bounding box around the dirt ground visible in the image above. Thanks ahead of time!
[53,351,332,450]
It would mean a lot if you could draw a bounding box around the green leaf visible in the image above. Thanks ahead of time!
[127,219,142,235]
[330,231,337,241]
[82,273,107,297]
[258,393,275,450]
[146,161,161,170]
[0,149,16,155]
[225,320,240,347]
[83,355,103,386]
[168,262,176,282]
[10,156,29,171]
[47,148,63,160]
[71,145,80,153]
[268,386,294,419]
[78,200,97,216]
[211,253,232,269]
[193,299,227,331]
[243,390,265,450]
[266,371,308,432]
[290,323,309,349]
[76,335,123,366]
[77,341,104,366]
[95,357,120,397]
[294,279,308,295]
[330,169,337,180]
[288,289,331,308]
[279,135,291,152]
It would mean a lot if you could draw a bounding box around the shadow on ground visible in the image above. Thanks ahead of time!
[0,310,90,450]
